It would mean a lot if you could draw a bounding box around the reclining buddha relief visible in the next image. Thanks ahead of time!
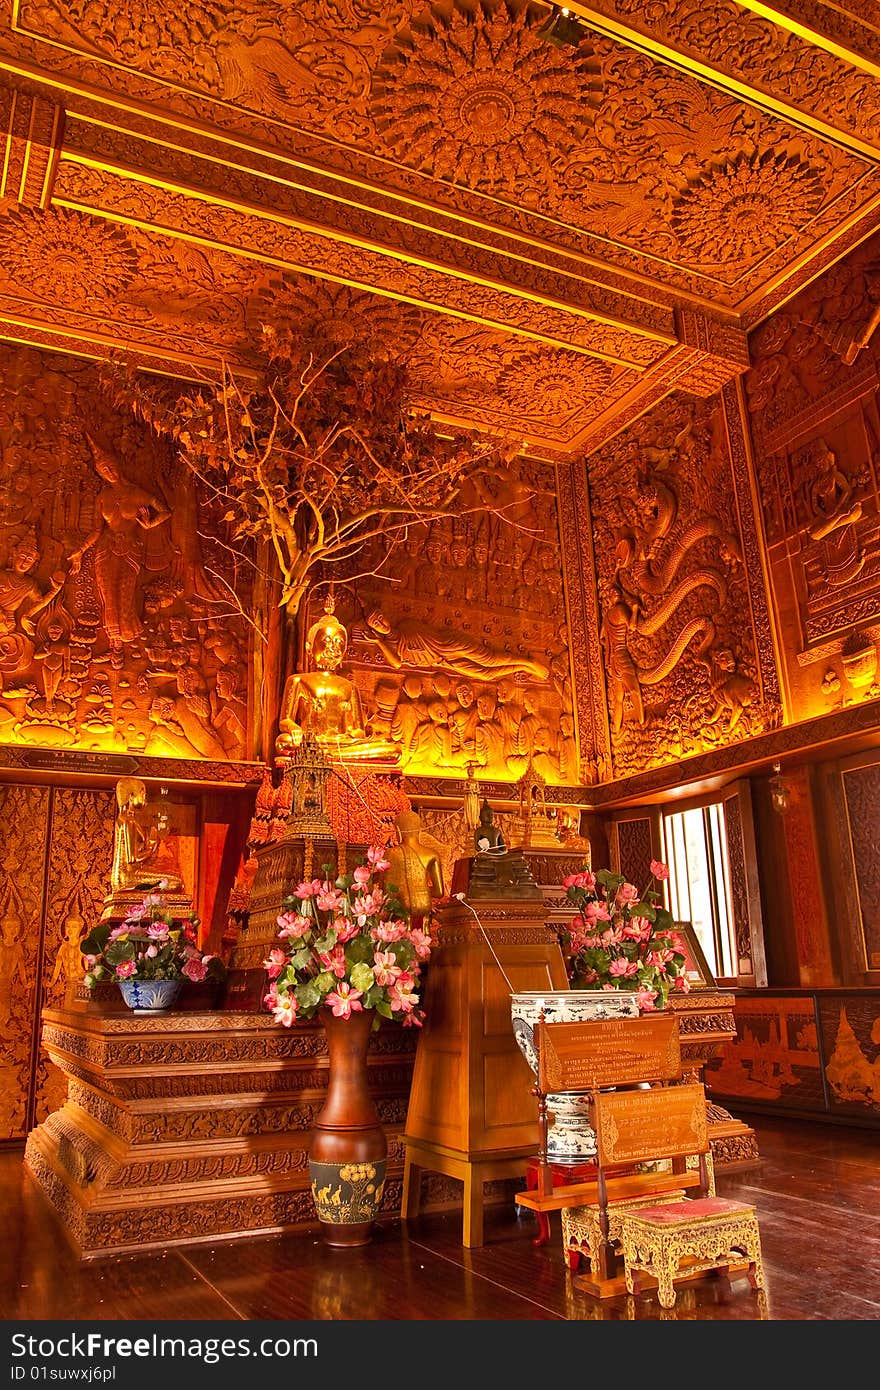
[330,457,578,785]
[589,392,775,776]
[0,343,250,759]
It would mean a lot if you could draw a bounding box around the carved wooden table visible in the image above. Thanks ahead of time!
[25,1002,417,1259]
[668,991,760,1168]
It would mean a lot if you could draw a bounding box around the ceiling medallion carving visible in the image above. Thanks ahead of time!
[248,275,426,357]
[370,1,603,200]
[671,152,826,268]
[495,349,614,419]
[0,206,138,303]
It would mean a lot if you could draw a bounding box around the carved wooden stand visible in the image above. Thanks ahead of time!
[400,889,569,1247]
[24,1002,416,1259]
[668,991,760,1169]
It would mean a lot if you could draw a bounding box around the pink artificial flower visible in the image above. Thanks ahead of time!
[609,957,639,977]
[263,983,279,1009]
[616,882,640,907]
[374,919,408,944]
[115,960,137,979]
[563,870,596,891]
[182,957,208,983]
[319,946,347,979]
[352,864,371,886]
[326,984,363,1018]
[409,928,432,960]
[125,903,147,922]
[600,926,623,947]
[147,922,169,940]
[263,947,287,980]
[277,911,311,940]
[373,950,402,987]
[273,995,297,1027]
[673,974,691,993]
[366,846,390,871]
[316,886,343,913]
[334,916,360,944]
[294,879,322,900]
[650,859,670,881]
[389,976,418,1013]
[83,954,97,968]
[401,1012,423,1028]
[637,986,658,1012]
[108,925,129,941]
[578,969,599,984]
[623,916,653,942]
[144,944,158,959]
[582,900,611,925]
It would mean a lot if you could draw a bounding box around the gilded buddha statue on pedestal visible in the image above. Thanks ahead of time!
[275,596,400,765]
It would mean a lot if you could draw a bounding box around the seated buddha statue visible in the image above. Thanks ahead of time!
[275,596,400,764]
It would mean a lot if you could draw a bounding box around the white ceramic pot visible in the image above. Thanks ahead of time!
[510,989,640,1166]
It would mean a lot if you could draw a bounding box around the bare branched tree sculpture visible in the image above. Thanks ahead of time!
[110,325,522,629]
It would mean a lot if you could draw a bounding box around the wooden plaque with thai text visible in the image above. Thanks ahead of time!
[536,1014,681,1093]
[593,1083,709,1166]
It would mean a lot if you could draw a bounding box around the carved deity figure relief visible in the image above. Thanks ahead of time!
[591,394,767,774]
[0,345,250,759]
[0,907,27,1040]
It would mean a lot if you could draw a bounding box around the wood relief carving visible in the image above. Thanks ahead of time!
[721,794,752,970]
[746,230,880,720]
[589,393,774,775]
[331,457,578,785]
[613,817,653,888]
[0,342,250,760]
[0,783,50,1141]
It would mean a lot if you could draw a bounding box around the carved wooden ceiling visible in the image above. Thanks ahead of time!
[1,0,878,450]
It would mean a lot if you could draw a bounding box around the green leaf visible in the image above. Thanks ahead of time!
[291,948,313,970]
[80,924,111,956]
[345,936,374,966]
[314,931,338,954]
[376,1000,393,1020]
[295,980,322,1010]
[595,869,624,892]
[350,962,375,992]
[630,902,657,921]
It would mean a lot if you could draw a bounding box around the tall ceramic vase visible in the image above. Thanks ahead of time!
[308,1008,388,1247]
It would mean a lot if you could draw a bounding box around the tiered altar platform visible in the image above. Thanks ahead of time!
[24,1002,418,1259]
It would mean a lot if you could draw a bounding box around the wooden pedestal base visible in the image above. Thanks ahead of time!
[669,992,760,1170]
[401,1140,529,1248]
[24,1002,417,1259]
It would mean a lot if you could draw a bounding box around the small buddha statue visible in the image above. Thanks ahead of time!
[474,799,505,853]
[275,596,400,764]
[108,777,183,894]
[385,810,445,928]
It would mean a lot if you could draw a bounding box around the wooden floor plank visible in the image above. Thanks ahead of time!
[2,1111,878,1321]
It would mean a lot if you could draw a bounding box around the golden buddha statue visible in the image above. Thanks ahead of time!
[385,810,445,928]
[108,777,184,895]
[275,596,400,764]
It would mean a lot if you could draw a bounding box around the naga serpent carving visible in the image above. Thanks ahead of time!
[604,472,742,730]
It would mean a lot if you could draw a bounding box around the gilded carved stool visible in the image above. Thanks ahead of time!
[562,1190,687,1274]
[618,1196,765,1309]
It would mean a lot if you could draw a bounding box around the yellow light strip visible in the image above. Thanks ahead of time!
[565,3,880,163]
[731,0,880,81]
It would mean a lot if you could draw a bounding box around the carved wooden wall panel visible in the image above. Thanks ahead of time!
[745,229,880,723]
[0,783,50,1140]
[841,760,880,971]
[587,391,780,777]
[33,785,115,1124]
[333,458,580,786]
[0,342,251,762]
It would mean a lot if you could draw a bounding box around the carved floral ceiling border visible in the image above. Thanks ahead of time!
[7,0,880,305]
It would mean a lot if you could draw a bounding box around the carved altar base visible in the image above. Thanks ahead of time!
[668,991,760,1169]
[24,1001,417,1259]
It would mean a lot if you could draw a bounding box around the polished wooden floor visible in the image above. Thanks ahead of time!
[2,1114,879,1321]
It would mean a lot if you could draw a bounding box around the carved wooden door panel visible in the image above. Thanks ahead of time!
[719,780,767,987]
[608,809,663,887]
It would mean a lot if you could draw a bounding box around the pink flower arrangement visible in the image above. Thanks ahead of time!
[80,887,225,990]
[265,849,431,1030]
[559,862,688,1011]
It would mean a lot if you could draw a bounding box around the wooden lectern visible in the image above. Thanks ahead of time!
[401,850,568,1246]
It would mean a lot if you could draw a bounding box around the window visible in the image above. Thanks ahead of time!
[662,803,737,980]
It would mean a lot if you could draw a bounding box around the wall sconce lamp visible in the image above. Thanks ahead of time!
[769,761,791,815]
